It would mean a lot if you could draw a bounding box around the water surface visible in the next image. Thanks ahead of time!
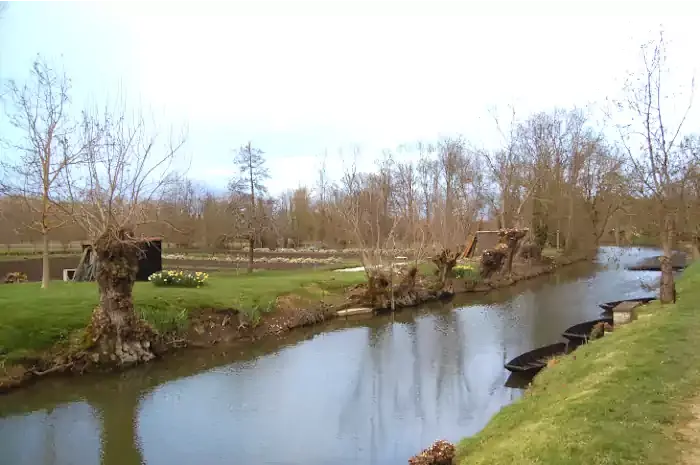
[0,246,663,465]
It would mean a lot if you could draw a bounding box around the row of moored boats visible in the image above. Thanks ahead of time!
[504,296,657,376]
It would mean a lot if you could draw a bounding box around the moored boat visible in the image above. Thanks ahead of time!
[562,317,614,343]
[599,296,656,314]
[504,342,570,375]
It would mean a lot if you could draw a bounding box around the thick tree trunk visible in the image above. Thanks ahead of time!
[500,229,527,274]
[41,233,50,289]
[659,214,676,305]
[432,249,459,287]
[89,229,156,365]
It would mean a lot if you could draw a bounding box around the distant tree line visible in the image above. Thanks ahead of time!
[1,31,699,302]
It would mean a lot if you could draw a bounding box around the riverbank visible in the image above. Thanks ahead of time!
[455,261,700,465]
[0,250,589,393]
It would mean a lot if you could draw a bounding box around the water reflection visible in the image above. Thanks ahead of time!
[0,402,101,465]
[0,247,666,465]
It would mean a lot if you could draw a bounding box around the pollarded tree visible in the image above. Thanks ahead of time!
[60,102,186,365]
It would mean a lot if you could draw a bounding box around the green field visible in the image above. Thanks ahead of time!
[0,268,368,362]
[457,262,700,464]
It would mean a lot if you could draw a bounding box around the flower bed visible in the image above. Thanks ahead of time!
[453,263,479,279]
[148,270,209,288]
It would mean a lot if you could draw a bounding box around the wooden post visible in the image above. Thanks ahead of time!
[556,229,560,250]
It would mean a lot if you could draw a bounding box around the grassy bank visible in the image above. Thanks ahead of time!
[0,268,367,362]
[457,262,700,465]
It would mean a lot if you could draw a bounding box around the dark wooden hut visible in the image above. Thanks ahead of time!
[136,237,163,281]
[75,237,163,282]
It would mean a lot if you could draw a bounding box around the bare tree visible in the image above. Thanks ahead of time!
[229,142,269,273]
[59,102,186,365]
[612,30,694,303]
[481,107,538,230]
[579,142,628,246]
[0,57,77,288]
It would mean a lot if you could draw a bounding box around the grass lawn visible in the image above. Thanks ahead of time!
[0,267,368,362]
[457,261,700,465]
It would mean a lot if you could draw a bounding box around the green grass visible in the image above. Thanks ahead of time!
[457,262,700,465]
[0,268,367,362]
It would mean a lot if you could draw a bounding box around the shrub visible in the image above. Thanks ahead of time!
[4,272,28,284]
[148,270,209,288]
[408,439,455,465]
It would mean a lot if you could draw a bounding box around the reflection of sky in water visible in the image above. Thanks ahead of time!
[0,402,100,465]
[0,246,669,465]
[137,312,521,465]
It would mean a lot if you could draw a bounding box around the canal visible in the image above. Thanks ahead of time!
[0,246,664,465]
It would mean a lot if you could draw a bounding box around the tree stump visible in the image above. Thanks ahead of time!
[432,249,460,286]
[408,440,455,465]
[497,228,528,273]
[480,248,507,279]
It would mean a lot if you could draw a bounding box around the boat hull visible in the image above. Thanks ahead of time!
[504,342,569,375]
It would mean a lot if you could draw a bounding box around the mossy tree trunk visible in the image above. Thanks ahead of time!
[89,228,156,365]
[432,249,459,287]
[498,229,528,274]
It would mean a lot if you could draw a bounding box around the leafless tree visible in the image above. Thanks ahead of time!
[481,107,536,230]
[579,141,628,246]
[59,101,187,365]
[229,142,269,273]
[0,57,77,288]
[611,30,694,303]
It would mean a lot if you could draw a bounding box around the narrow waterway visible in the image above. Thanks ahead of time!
[0,247,664,465]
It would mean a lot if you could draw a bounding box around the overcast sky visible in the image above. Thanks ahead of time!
[1,0,699,196]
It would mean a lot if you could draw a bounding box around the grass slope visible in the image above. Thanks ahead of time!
[0,268,367,362]
[457,262,700,465]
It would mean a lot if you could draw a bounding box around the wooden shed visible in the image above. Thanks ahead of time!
[135,237,163,281]
[77,237,163,282]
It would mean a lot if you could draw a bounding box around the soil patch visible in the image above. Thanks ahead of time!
[0,257,333,282]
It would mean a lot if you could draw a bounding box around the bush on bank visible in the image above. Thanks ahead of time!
[456,261,700,465]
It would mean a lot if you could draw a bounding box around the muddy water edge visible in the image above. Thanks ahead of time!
[0,247,664,465]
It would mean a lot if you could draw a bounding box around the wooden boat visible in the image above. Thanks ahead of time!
[504,371,533,389]
[562,317,613,343]
[599,296,656,314]
[504,342,569,375]
[626,253,687,271]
